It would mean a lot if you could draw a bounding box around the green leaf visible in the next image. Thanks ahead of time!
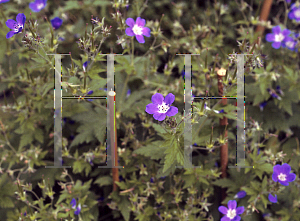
[260,194,268,209]
[133,140,167,160]
[118,196,131,221]
[152,123,167,135]
[41,82,54,97]
[115,181,128,190]
[94,176,113,187]
[34,128,44,143]
[19,132,34,149]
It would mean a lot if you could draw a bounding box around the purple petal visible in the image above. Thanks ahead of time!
[126,18,135,27]
[70,198,76,208]
[288,11,295,20]
[153,112,166,121]
[281,163,291,174]
[136,17,145,27]
[227,200,237,209]
[272,42,281,49]
[282,29,291,36]
[0,0,10,3]
[145,103,158,114]
[125,27,135,36]
[142,27,151,37]
[272,172,278,182]
[221,217,231,221]
[218,206,228,215]
[16,13,26,25]
[273,165,282,174]
[6,19,17,29]
[232,216,241,221]
[164,93,175,105]
[136,35,145,43]
[236,206,244,214]
[51,17,63,29]
[272,26,281,34]
[286,173,296,182]
[278,180,289,186]
[6,31,16,38]
[268,193,277,203]
[151,93,164,105]
[166,106,178,117]
[266,33,274,42]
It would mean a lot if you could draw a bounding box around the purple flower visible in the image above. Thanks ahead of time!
[83,61,90,72]
[29,0,47,12]
[286,0,291,3]
[125,17,151,43]
[276,85,284,95]
[268,193,278,203]
[87,90,93,95]
[145,93,178,121]
[282,36,298,51]
[234,191,246,199]
[288,3,300,22]
[218,200,244,221]
[150,177,154,183]
[50,17,63,30]
[5,13,26,39]
[70,198,81,215]
[265,26,290,49]
[272,163,296,186]
[259,101,268,111]
[127,89,131,98]
[0,0,10,3]
[267,88,281,100]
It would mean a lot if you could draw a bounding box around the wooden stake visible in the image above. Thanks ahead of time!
[108,90,119,192]
[217,69,228,202]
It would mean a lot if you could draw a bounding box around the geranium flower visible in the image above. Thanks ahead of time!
[265,26,290,49]
[234,191,246,199]
[70,198,81,215]
[83,61,90,72]
[268,193,278,203]
[0,0,10,3]
[5,13,26,39]
[282,36,298,51]
[125,17,151,43]
[288,3,300,22]
[29,0,47,12]
[218,200,244,221]
[145,93,178,121]
[259,101,268,111]
[50,17,63,30]
[272,163,296,186]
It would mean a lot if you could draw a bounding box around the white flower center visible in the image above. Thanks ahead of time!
[278,173,287,181]
[157,102,170,113]
[227,209,236,219]
[295,9,300,18]
[286,41,295,48]
[37,3,44,10]
[275,33,285,42]
[14,24,23,32]
[132,24,143,35]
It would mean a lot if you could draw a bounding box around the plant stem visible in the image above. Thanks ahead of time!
[131,37,134,66]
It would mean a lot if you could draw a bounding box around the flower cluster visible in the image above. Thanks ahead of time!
[266,24,299,52]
